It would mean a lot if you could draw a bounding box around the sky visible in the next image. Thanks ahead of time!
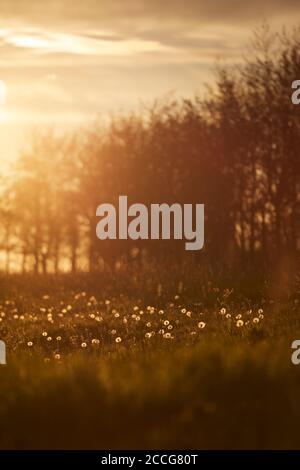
[0,0,300,167]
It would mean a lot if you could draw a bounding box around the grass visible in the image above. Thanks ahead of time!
[0,266,299,449]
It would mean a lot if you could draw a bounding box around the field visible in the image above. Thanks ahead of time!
[0,264,300,449]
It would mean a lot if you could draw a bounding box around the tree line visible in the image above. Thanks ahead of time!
[0,26,299,273]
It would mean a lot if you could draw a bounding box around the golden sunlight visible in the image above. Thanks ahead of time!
[0,80,7,106]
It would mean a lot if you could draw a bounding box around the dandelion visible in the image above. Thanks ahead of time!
[56,336,62,342]
[198,321,206,329]
[181,308,187,314]
[236,314,242,320]
[90,313,95,319]
[27,341,33,347]
[258,308,263,314]
[220,307,226,315]
[259,314,264,320]
[186,311,192,317]
[167,325,173,330]
[111,329,117,335]
[81,342,87,348]
[226,313,231,319]
[92,338,100,345]
[105,299,111,305]
[133,306,139,311]
[163,333,171,339]
[115,337,122,343]
[47,336,52,342]
[146,322,152,328]
[135,316,141,321]
[114,313,120,318]
[163,320,170,326]
[54,354,61,360]
[236,320,244,327]
[159,310,164,315]
[145,332,152,338]
[253,317,260,324]
[123,318,128,324]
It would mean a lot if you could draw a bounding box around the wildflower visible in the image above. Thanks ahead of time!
[181,308,187,314]
[159,310,164,315]
[105,299,110,305]
[146,322,152,327]
[81,342,87,348]
[259,314,264,320]
[253,317,260,324]
[135,316,141,321]
[111,329,117,335]
[54,354,61,360]
[236,314,242,320]
[226,313,231,319]
[198,321,206,329]
[167,325,173,330]
[145,332,152,338]
[220,308,226,315]
[92,339,100,345]
[47,336,52,342]
[134,306,139,311]
[186,311,192,317]
[258,308,263,314]
[163,333,171,339]
[123,318,128,324]
[56,336,62,342]
[115,337,122,343]
[236,320,244,327]
[27,341,33,347]
[163,320,170,326]
[114,313,120,318]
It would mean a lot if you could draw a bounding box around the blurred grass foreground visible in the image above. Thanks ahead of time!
[0,266,299,450]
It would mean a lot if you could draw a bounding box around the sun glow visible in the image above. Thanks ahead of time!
[0,80,7,122]
[0,80,7,106]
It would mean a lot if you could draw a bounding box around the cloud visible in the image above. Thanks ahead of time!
[0,0,299,29]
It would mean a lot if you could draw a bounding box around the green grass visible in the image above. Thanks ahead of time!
[0,269,299,449]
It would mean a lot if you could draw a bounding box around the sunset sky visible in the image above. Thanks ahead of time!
[0,0,300,167]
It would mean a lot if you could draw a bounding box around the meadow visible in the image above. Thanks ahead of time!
[0,263,299,449]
